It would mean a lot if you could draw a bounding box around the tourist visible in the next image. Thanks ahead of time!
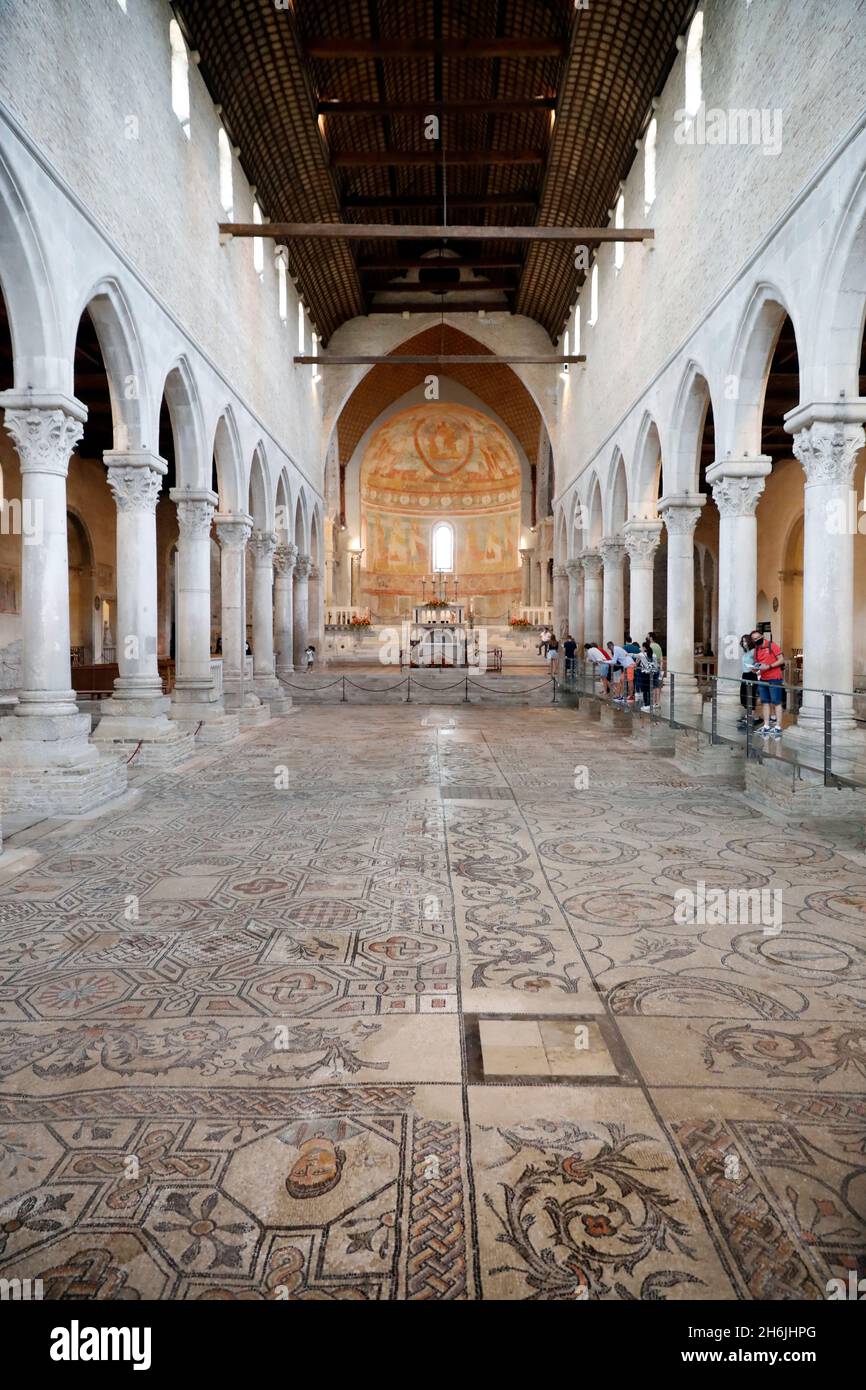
[737,633,762,730]
[635,639,659,711]
[647,631,665,709]
[752,629,785,738]
[546,635,560,671]
[563,633,577,678]
[584,642,612,695]
[608,640,635,703]
[538,625,551,657]
[305,644,316,671]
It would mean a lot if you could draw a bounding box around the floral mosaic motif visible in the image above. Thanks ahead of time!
[480,1120,703,1300]
[700,1023,866,1084]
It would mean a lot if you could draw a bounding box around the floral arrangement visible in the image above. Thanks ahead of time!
[348,614,371,627]
[510,616,533,628]
[426,598,450,609]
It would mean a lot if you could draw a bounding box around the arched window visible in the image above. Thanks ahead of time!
[614,192,625,272]
[644,117,657,209]
[684,11,703,118]
[169,20,190,139]
[589,262,599,326]
[574,304,581,355]
[312,331,321,383]
[560,328,569,380]
[432,521,454,573]
[297,300,306,354]
[218,127,233,217]
[276,252,288,322]
[252,200,264,276]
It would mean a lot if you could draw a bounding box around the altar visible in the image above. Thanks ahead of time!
[413,604,466,626]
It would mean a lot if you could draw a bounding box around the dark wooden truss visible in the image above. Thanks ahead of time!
[178,0,697,342]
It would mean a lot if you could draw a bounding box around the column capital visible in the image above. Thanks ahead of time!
[2,394,87,477]
[599,535,626,567]
[295,553,313,579]
[249,529,278,566]
[519,546,534,561]
[580,549,603,578]
[706,455,771,517]
[658,493,706,536]
[273,541,298,575]
[104,451,167,513]
[623,518,663,566]
[552,563,568,580]
[565,559,582,579]
[214,512,253,549]
[792,420,866,488]
[170,487,219,539]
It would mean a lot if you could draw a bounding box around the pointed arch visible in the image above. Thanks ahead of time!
[666,363,716,495]
[294,490,309,553]
[812,166,866,401]
[0,147,61,388]
[585,473,604,548]
[726,284,800,459]
[247,442,271,529]
[160,357,206,490]
[75,277,149,452]
[209,406,243,511]
[310,503,323,567]
[604,448,629,533]
[631,411,664,515]
[275,469,293,540]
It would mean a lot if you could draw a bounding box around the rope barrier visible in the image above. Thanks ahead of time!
[126,740,143,765]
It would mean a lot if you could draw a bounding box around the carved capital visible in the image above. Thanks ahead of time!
[171,488,218,541]
[711,473,767,518]
[581,550,603,581]
[215,513,253,551]
[249,529,278,566]
[623,519,663,567]
[793,421,865,488]
[295,553,313,580]
[4,406,84,477]
[552,564,568,580]
[659,495,705,538]
[599,536,626,569]
[565,559,583,580]
[105,452,167,514]
[273,541,298,576]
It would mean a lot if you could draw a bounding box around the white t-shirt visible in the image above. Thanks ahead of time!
[585,647,610,665]
[611,644,635,669]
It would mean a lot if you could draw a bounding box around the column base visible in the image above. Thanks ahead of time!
[255,675,293,715]
[744,757,863,820]
[0,712,127,814]
[90,696,197,767]
[672,728,745,784]
[169,695,241,746]
[632,710,676,751]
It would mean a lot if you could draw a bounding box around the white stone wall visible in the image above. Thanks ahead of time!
[556,0,866,503]
[0,0,324,515]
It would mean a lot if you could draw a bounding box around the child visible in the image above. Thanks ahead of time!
[304,644,316,671]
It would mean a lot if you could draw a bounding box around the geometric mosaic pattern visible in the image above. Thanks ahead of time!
[0,705,863,1298]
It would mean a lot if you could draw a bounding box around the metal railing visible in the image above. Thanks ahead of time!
[560,660,866,791]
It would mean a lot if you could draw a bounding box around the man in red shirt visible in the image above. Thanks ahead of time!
[751,629,786,738]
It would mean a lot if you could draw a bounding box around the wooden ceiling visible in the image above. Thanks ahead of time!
[177,0,696,342]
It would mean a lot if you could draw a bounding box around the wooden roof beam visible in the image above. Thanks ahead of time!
[342,193,538,209]
[357,256,524,270]
[331,150,545,167]
[368,278,518,292]
[294,355,586,366]
[304,38,568,59]
[318,96,557,115]
[221,223,654,242]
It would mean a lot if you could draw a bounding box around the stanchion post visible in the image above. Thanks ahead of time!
[824,692,832,787]
[668,671,676,729]
[552,675,557,704]
[341,675,346,702]
[407,675,411,703]
[711,676,719,744]
[464,675,469,703]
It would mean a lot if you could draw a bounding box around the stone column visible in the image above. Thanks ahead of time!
[519,548,533,607]
[552,564,569,637]
[706,458,771,715]
[0,393,126,811]
[249,530,276,685]
[310,564,325,658]
[274,541,297,677]
[623,519,662,643]
[600,537,626,647]
[215,513,256,715]
[92,452,190,760]
[169,489,237,741]
[658,494,706,713]
[566,559,583,644]
[581,551,603,646]
[293,554,312,667]
[790,415,866,734]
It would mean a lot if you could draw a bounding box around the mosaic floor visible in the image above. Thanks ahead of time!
[0,704,864,1300]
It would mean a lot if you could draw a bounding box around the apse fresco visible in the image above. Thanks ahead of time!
[360,405,522,615]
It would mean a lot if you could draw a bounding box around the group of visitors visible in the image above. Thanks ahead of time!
[739,629,786,738]
[583,634,664,711]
